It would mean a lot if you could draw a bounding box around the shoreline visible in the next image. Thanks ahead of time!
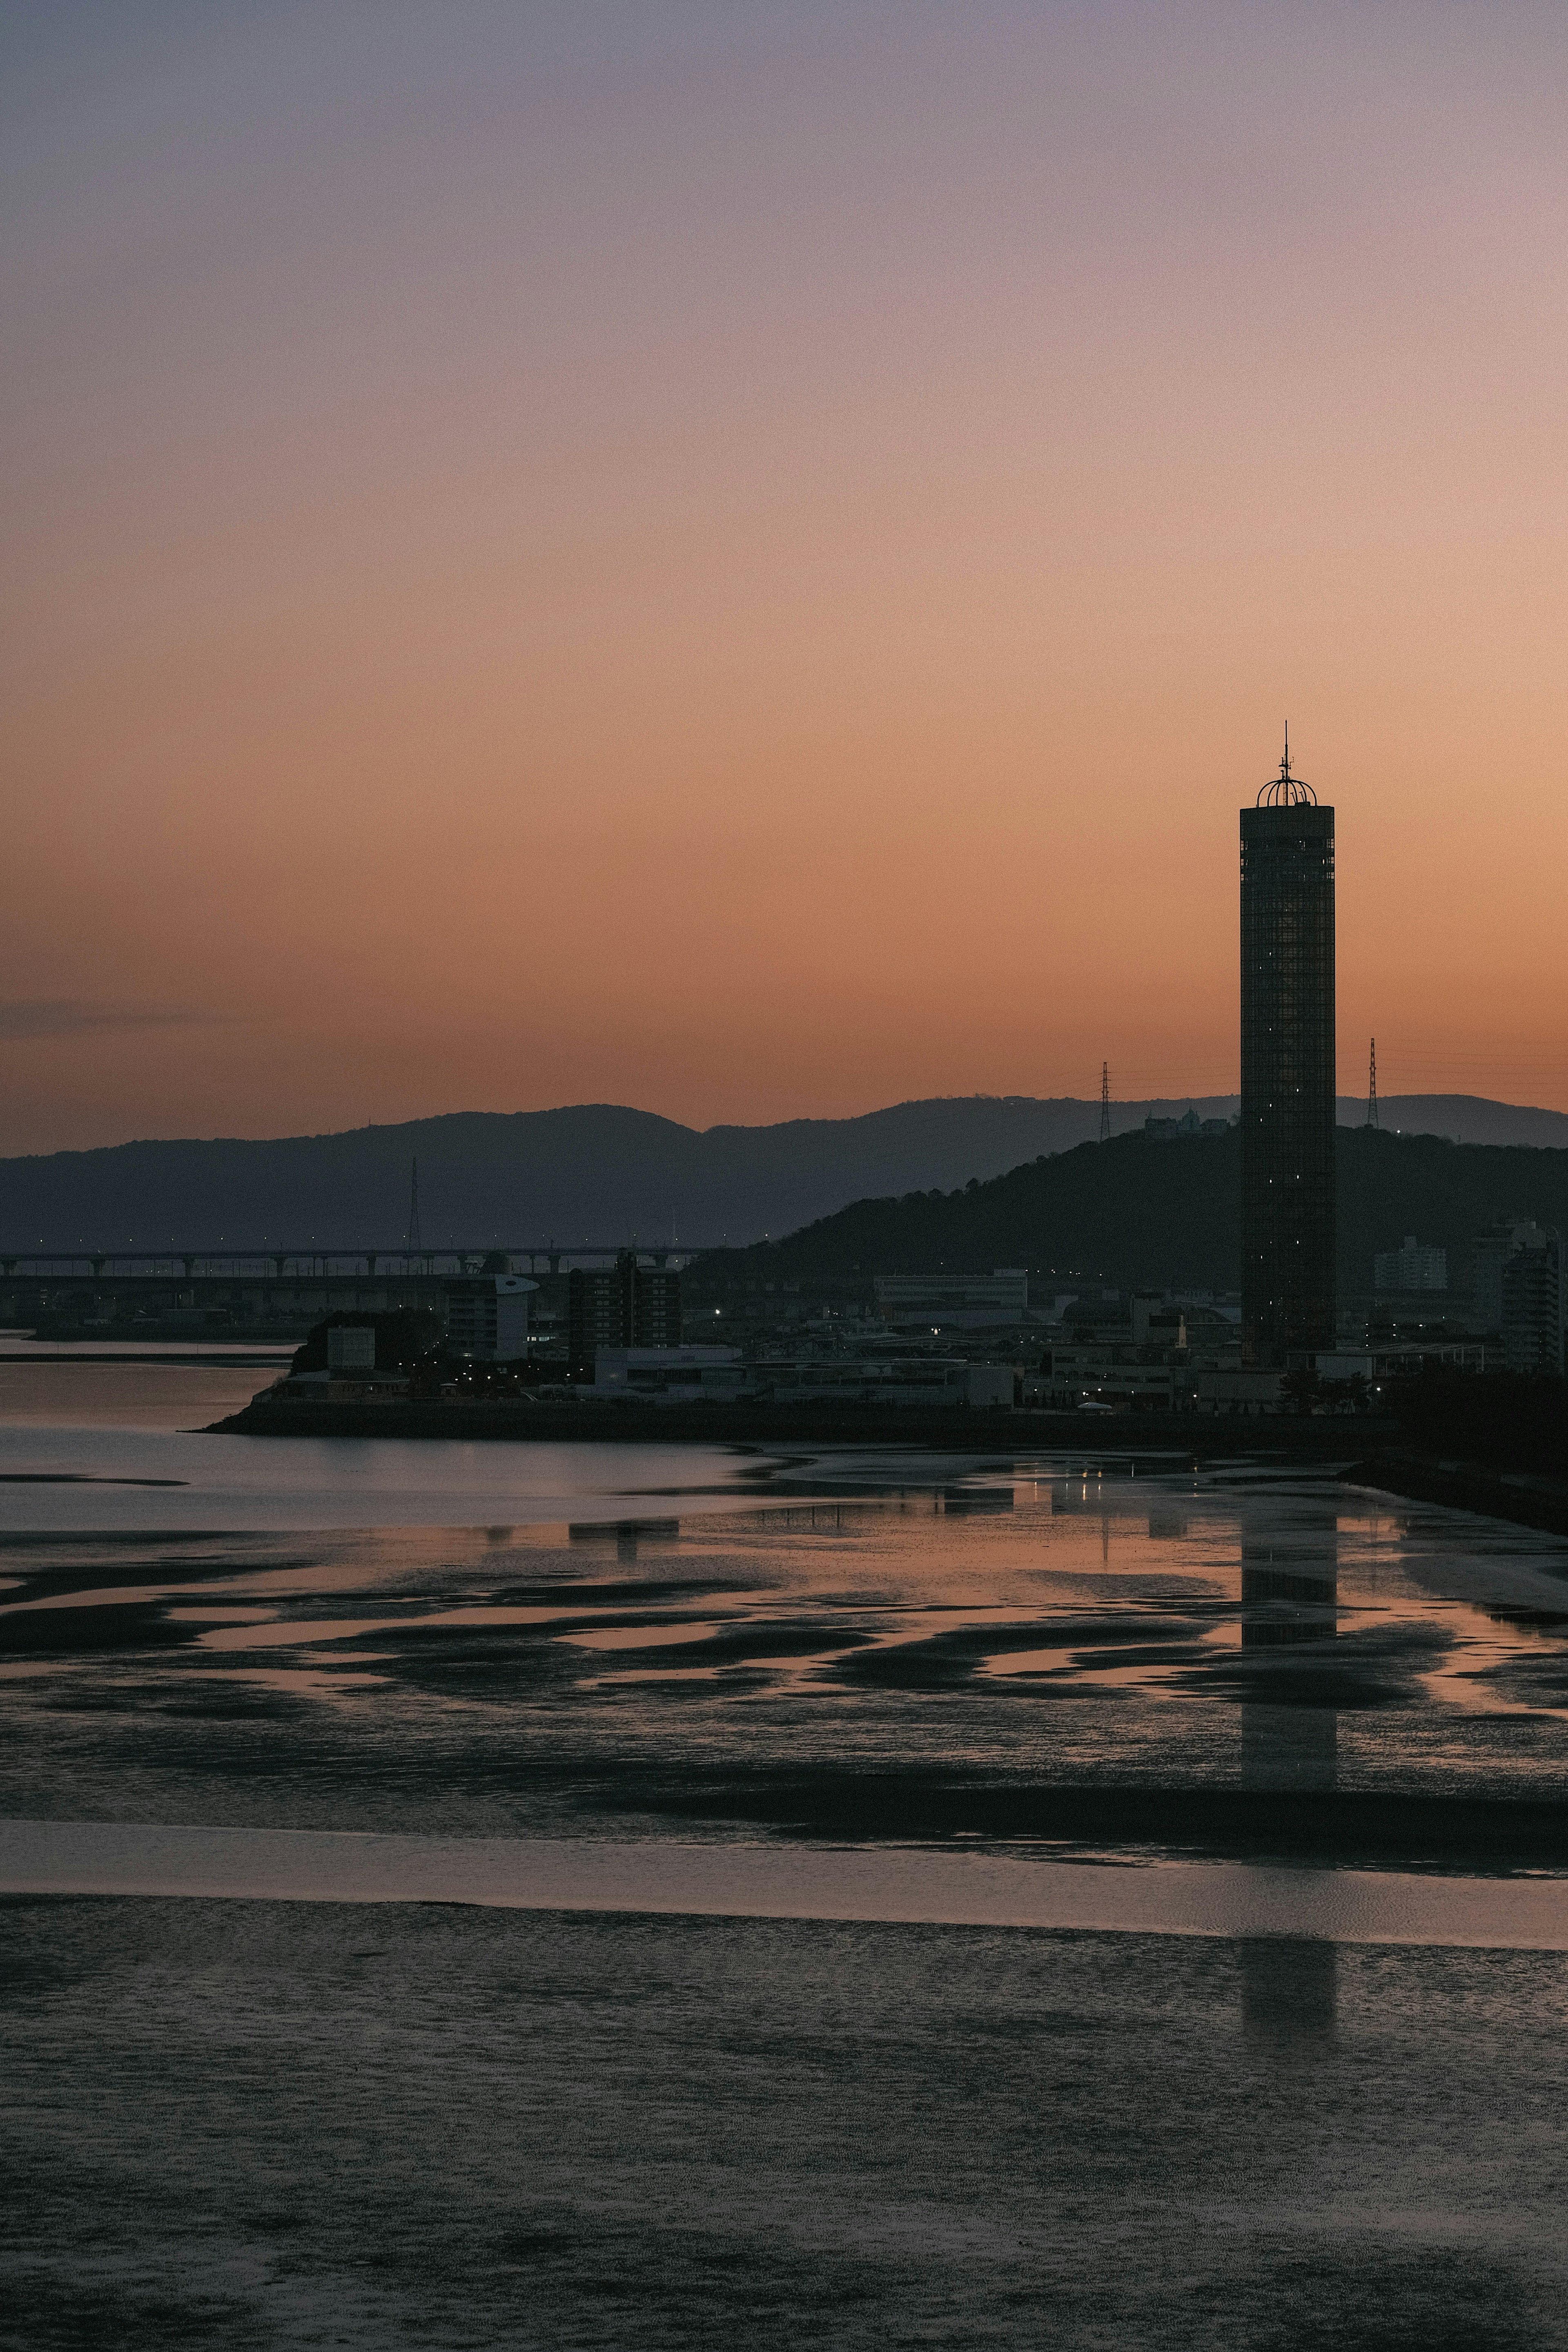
[204,1399,1568,1538]
[207,1397,1392,1457]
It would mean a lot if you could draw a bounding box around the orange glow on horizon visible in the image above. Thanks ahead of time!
[4,4,1566,1151]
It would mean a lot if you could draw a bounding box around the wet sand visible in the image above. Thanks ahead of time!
[7,1896,1567,2350]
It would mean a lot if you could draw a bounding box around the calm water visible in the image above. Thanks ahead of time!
[4,1362,1567,2346]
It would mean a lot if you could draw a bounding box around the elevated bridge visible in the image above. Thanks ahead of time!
[0,1244,703,1278]
[0,1245,715,1337]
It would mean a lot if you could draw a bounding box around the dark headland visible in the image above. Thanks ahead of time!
[208,1391,1393,1461]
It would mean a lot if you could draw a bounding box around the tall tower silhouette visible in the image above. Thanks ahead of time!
[1240,731,1336,1364]
[1099,1061,1111,1143]
[1365,1038,1379,1129]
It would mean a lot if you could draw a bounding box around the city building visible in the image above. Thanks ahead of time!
[442,1275,538,1361]
[568,1253,681,1369]
[1240,738,1336,1363]
[1373,1236,1448,1293]
[1471,1218,1524,1330]
[873,1270,1029,1326]
[1130,1295,1189,1345]
[1501,1225,1565,1373]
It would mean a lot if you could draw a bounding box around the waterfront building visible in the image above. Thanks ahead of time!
[1240,739,1336,1363]
[442,1274,537,1361]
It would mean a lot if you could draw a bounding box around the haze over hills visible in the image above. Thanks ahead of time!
[0,1094,1564,1254]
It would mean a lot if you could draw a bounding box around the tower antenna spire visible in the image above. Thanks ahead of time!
[1258,724,1314,807]
[1099,1060,1111,1143]
[1366,1039,1379,1130]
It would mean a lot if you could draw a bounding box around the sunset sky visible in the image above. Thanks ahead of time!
[5,1,1566,1153]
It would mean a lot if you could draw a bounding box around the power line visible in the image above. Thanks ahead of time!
[407,1156,422,1254]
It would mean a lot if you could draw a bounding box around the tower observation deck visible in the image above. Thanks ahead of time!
[1240,734,1336,1363]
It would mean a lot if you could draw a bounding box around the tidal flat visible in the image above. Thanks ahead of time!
[6,1898,1567,2350]
[3,1361,1568,2346]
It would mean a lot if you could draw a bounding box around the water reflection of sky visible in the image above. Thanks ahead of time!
[2,1365,1567,1868]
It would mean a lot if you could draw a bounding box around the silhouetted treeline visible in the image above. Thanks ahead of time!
[1390,1369,1568,1477]
[709,1129,1568,1296]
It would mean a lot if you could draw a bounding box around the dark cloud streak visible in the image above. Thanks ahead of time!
[0,1000,229,1043]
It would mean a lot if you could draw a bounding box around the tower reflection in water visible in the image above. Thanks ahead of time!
[1239,1515,1340,2044]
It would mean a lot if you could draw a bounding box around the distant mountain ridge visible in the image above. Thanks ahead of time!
[0,1093,1563,1252]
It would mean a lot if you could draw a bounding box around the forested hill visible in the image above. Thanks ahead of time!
[714,1129,1568,1294]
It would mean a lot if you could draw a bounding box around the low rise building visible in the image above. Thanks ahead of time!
[1144,1108,1232,1140]
[754,1357,1017,1409]
[1193,1367,1286,1414]
[282,1370,412,1400]
[1370,1338,1494,1376]
[1037,1345,1187,1410]
[592,1345,743,1401]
